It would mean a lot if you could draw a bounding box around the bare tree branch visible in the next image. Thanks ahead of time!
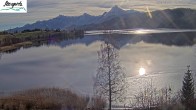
[94,42,127,110]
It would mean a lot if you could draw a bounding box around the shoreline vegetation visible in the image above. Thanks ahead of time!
[1,29,196,53]
[0,29,84,53]
[0,88,106,110]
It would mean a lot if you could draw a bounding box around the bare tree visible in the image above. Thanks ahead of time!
[94,42,126,110]
[133,83,173,109]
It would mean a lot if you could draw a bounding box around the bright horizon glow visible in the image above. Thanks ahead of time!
[139,67,146,76]
[134,30,148,34]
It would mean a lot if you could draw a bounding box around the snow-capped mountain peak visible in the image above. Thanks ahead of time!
[110,5,124,12]
[105,5,126,16]
[8,5,141,32]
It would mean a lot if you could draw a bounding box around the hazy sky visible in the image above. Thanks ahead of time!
[0,0,195,30]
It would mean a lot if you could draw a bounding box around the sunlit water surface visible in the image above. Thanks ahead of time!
[0,30,196,102]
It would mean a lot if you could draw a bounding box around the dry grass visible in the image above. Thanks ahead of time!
[0,42,32,52]
[0,88,105,110]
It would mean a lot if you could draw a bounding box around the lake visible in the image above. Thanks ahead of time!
[0,29,196,99]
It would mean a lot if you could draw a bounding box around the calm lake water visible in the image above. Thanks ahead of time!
[0,29,196,98]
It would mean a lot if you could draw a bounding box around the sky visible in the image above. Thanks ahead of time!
[0,0,195,31]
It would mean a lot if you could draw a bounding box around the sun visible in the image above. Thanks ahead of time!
[139,67,146,76]
[134,29,147,34]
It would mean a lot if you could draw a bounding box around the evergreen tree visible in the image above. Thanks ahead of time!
[181,65,194,110]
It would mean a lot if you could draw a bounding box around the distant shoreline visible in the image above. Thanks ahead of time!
[0,29,84,53]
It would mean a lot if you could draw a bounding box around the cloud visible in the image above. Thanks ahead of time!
[0,0,195,30]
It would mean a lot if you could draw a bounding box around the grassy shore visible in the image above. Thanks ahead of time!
[0,30,84,53]
[0,88,105,110]
[0,42,32,52]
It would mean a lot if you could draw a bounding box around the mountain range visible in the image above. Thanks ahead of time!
[9,6,196,32]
